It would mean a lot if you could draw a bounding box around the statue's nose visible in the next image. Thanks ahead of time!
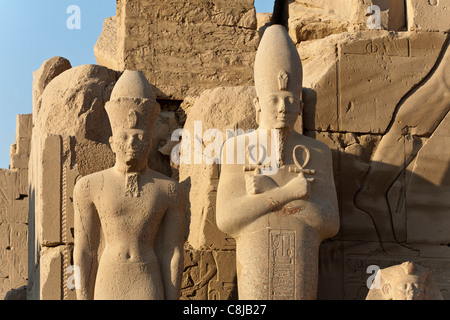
[278,99,286,114]
[127,135,140,149]
[405,288,422,300]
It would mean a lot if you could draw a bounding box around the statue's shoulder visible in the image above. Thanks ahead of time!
[74,168,112,197]
[73,174,91,201]
[146,169,183,199]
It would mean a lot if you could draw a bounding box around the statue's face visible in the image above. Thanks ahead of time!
[393,279,425,300]
[256,91,301,129]
[384,275,425,300]
[110,127,152,168]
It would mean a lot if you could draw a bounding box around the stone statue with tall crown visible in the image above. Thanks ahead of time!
[73,70,186,300]
[215,15,340,299]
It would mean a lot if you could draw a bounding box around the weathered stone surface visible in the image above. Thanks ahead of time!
[38,246,65,300]
[300,33,345,132]
[290,0,406,37]
[32,57,72,115]
[4,285,27,300]
[94,16,119,71]
[181,246,237,300]
[405,112,450,244]
[39,134,80,247]
[301,31,447,133]
[10,115,32,171]
[406,0,450,32]
[366,261,444,300]
[27,133,80,300]
[305,131,381,242]
[289,4,351,43]
[179,86,258,251]
[352,37,449,247]
[312,34,449,300]
[256,12,272,33]
[339,32,446,133]
[291,0,363,23]
[112,0,260,100]
[28,62,119,300]
[38,64,120,144]
[294,19,351,43]
[388,0,407,31]
[0,113,32,300]
[73,70,186,300]
[0,167,28,296]
[35,64,119,180]
[9,0,450,302]
[28,58,73,299]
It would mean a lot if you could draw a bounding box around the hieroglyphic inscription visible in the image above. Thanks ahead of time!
[269,230,295,300]
[341,38,410,57]
[125,173,140,198]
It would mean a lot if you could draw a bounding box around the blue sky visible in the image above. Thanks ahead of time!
[0,0,273,169]
[255,0,274,13]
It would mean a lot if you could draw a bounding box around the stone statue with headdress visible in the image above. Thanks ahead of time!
[73,70,186,300]
[216,1,340,300]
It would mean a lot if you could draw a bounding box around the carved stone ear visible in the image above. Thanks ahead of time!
[381,283,391,299]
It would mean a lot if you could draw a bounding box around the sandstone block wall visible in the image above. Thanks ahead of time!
[407,0,450,32]
[96,0,260,100]
[288,0,406,44]
[293,6,450,299]
[0,115,31,299]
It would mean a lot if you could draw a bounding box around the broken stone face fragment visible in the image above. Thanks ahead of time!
[366,261,444,300]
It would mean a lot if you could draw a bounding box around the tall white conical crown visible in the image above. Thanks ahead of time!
[106,70,160,133]
[110,70,156,101]
[254,25,303,100]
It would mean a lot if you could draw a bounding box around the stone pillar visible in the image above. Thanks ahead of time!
[27,134,80,300]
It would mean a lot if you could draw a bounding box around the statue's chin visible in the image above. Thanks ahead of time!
[118,157,145,172]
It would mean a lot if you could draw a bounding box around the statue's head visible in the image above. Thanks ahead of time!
[381,262,429,300]
[105,70,160,171]
[253,24,303,130]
